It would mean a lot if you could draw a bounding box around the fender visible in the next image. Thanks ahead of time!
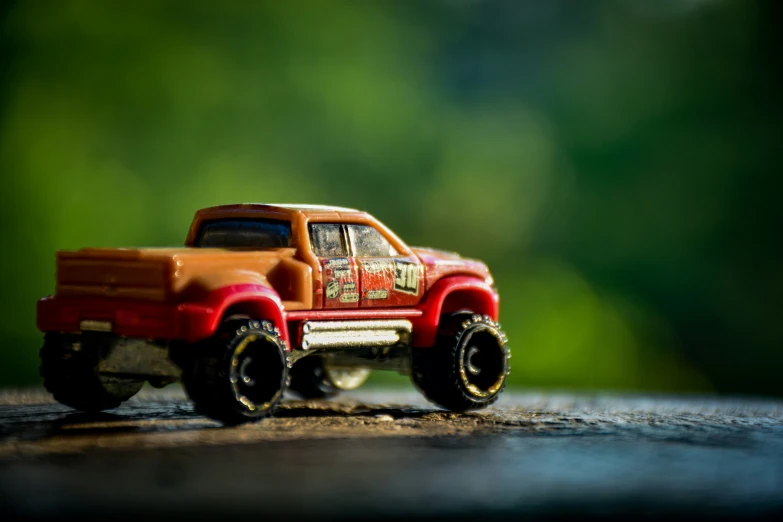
[411,276,499,348]
[177,284,289,345]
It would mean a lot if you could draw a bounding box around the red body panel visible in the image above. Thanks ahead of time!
[37,276,496,349]
[356,255,423,307]
[412,248,492,293]
[410,276,499,347]
[37,284,289,345]
[285,275,497,348]
[319,257,360,309]
[285,309,423,321]
[37,296,182,340]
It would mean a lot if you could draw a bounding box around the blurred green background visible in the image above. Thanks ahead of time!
[1,0,781,395]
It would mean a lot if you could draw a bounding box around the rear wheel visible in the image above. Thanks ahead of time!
[40,333,144,412]
[412,314,510,411]
[182,319,289,425]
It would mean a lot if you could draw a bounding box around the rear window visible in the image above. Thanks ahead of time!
[195,218,292,248]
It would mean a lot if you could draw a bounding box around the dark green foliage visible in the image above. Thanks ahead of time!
[1,1,781,394]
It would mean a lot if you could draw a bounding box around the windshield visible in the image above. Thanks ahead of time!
[195,218,292,248]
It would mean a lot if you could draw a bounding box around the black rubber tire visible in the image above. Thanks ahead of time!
[288,356,339,399]
[40,333,144,412]
[182,319,290,425]
[412,314,510,411]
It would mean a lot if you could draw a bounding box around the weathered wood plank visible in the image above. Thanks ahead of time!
[1,388,782,520]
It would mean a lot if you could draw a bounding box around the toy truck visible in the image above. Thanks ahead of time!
[37,204,510,424]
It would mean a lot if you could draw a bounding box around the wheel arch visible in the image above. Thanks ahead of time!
[441,288,497,318]
[182,284,289,344]
[412,276,499,347]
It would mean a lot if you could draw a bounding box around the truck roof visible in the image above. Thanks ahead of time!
[197,203,363,218]
[185,204,373,246]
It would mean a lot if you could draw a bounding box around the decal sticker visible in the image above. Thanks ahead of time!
[339,292,359,303]
[325,258,349,268]
[361,260,393,274]
[332,268,352,278]
[337,280,359,302]
[325,258,353,282]
[325,280,340,299]
[393,259,420,295]
[365,289,388,300]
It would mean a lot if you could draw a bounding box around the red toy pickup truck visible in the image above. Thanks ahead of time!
[37,204,510,424]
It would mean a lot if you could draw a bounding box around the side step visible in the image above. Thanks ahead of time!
[300,319,412,350]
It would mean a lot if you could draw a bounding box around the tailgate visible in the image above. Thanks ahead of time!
[57,248,174,302]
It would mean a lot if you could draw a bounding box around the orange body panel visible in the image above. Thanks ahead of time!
[183,204,422,310]
[57,246,313,310]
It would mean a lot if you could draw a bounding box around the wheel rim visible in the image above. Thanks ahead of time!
[229,333,286,414]
[324,366,371,390]
[457,325,508,399]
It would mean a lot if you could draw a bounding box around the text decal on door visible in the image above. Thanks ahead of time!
[393,259,419,295]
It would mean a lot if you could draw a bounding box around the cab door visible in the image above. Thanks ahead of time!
[346,224,422,308]
[309,223,359,308]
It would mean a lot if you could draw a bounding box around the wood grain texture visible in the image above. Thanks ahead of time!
[1,388,782,521]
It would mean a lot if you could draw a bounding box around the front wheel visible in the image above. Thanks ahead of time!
[412,314,510,411]
[182,319,289,425]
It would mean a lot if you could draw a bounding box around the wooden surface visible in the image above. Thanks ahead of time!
[1,387,782,520]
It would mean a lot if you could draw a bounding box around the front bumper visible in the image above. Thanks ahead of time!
[37,296,218,343]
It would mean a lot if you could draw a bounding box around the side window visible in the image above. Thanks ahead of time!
[309,223,347,257]
[346,225,398,257]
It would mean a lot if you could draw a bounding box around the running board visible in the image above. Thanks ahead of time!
[300,319,412,350]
